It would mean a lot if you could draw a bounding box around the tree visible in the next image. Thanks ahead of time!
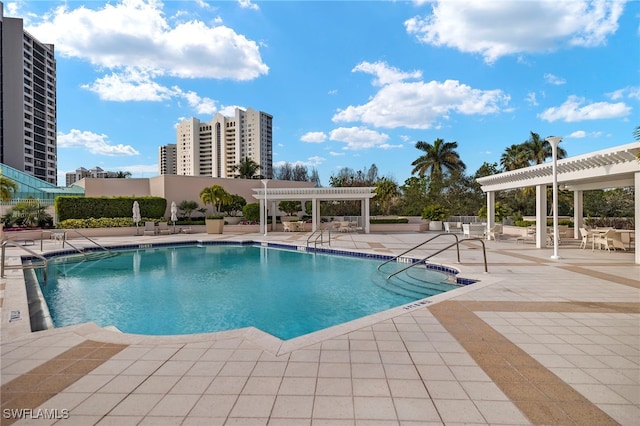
[329,164,379,187]
[199,185,231,216]
[220,194,247,217]
[232,158,261,179]
[114,171,132,178]
[278,200,302,216]
[0,173,18,202]
[395,176,429,216]
[178,200,199,222]
[410,139,466,194]
[524,131,567,165]
[373,178,400,215]
[500,144,529,171]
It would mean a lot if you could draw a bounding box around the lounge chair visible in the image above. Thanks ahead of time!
[157,222,171,235]
[143,221,156,236]
[463,223,486,238]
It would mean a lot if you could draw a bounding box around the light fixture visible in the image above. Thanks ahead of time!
[546,136,562,260]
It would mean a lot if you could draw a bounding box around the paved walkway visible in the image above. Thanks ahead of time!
[1,230,638,425]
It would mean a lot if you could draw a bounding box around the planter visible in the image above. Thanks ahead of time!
[428,220,443,231]
[225,217,243,225]
[205,218,224,234]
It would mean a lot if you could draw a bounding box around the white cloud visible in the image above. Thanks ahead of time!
[237,0,259,11]
[539,95,632,122]
[405,0,625,63]
[352,61,422,86]
[329,151,345,156]
[544,73,566,85]
[607,86,640,100]
[333,62,509,129]
[525,92,538,106]
[58,129,140,156]
[568,130,603,138]
[27,0,268,80]
[301,132,327,143]
[81,68,175,101]
[329,127,390,150]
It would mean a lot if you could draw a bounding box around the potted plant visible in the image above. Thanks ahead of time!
[422,204,448,231]
[220,194,247,225]
[200,185,231,234]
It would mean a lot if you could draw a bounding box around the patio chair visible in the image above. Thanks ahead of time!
[282,221,293,232]
[157,222,171,235]
[592,228,618,252]
[143,221,156,236]
[486,224,503,241]
[579,228,593,249]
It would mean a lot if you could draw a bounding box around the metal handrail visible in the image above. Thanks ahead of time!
[377,233,461,271]
[306,225,332,250]
[386,237,488,279]
[1,240,48,282]
[67,229,112,253]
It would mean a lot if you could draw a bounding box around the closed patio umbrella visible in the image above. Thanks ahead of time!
[133,201,141,235]
[170,201,178,232]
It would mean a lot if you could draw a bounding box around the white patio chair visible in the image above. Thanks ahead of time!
[579,228,593,249]
[592,228,617,252]
[157,222,172,235]
[486,224,503,241]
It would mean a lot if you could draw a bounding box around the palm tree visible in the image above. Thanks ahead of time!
[232,158,261,179]
[411,139,466,182]
[0,174,18,202]
[114,170,132,178]
[178,200,199,222]
[524,132,567,165]
[199,185,231,215]
[500,144,529,171]
[374,178,400,215]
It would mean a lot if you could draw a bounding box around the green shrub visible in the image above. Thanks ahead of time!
[243,203,261,222]
[370,218,409,224]
[56,196,166,221]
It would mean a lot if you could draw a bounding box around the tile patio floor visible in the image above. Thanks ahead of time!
[1,230,638,425]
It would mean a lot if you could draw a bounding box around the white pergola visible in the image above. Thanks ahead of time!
[252,186,377,234]
[477,142,640,264]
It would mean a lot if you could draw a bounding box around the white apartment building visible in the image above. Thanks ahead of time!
[158,143,177,175]
[0,3,57,184]
[175,108,273,179]
[65,166,117,186]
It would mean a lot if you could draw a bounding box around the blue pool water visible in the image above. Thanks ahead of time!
[38,244,454,340]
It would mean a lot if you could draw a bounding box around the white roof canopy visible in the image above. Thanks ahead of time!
[252,186,377,201]
[477,142,640,192]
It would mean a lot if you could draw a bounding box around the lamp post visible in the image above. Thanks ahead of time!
[261,179,268,237]
[546,136,562,260]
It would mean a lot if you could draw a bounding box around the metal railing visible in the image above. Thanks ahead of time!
[378,234,488,280]
[306,225,332,250]
[1,239,48,282]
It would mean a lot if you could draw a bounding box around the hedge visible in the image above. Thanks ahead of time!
[55,196,166,221]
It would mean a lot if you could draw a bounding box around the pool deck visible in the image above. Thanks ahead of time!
[1,230,638,425]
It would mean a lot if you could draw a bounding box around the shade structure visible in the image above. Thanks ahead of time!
[170,201,178,222]
[132,201,141,225]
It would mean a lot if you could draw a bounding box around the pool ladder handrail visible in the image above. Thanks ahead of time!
[377,234,488,279]
[54,229,113,260]
[306,224,332,250]
[1,239,48,282]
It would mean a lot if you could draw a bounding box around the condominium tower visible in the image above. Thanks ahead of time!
[0,3,57,184]
[169,108,272,179]
[158,143,177,175]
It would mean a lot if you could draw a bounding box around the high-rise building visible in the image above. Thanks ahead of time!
[158,143,177,175]
[65,166,118,186]
[175,108,272,179]
[0,3,57,184]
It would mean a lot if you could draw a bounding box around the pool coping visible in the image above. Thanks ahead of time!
[3,239,498,355]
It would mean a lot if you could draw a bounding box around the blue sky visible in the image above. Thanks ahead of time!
[8,0,639,186]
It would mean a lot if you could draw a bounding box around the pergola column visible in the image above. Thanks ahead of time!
[486,191,495,238]
[635,171,640,264]
[535,184,547,248]
[573,190,583,239]
[259,199,266,234]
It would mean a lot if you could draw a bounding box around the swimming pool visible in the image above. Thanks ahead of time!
[36,243,459,340]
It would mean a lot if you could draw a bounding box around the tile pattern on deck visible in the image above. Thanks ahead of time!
[0,231,638,425]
